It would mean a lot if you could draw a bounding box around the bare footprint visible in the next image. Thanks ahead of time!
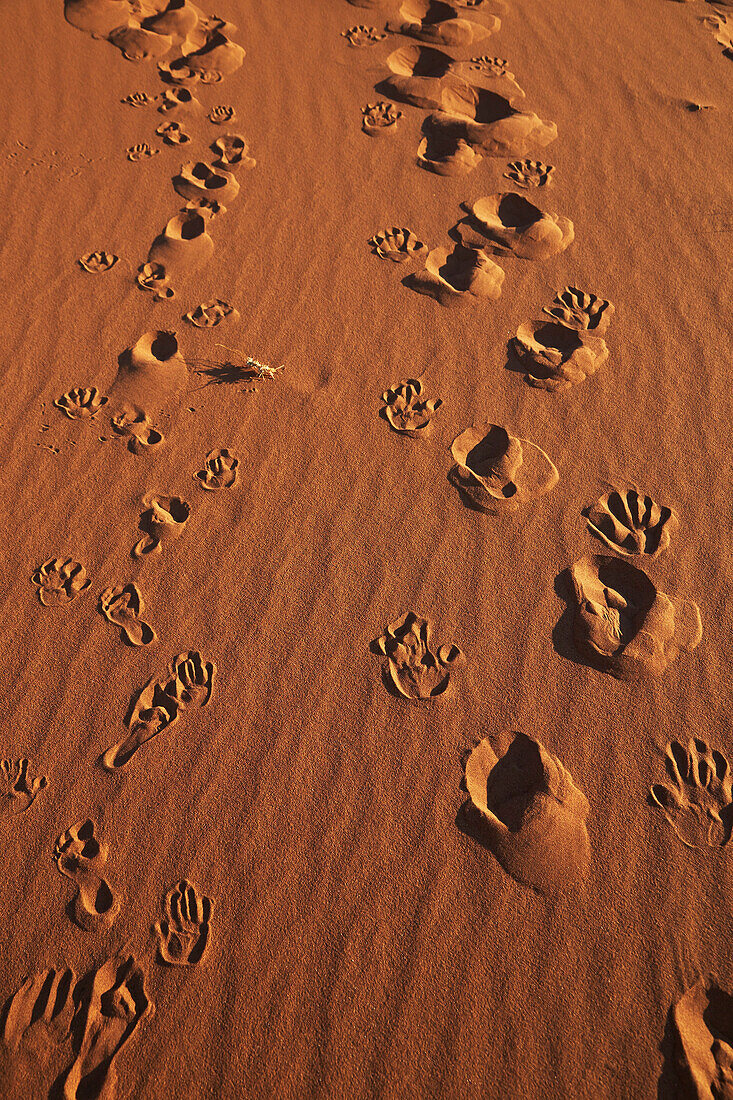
[211,133,255,169]
[173,160,240,205]
[156,121,191,145]
[387,0,499,47]
[195,448,239,490]
[450,422,558,513]
[148,211,214,274]
[2,966,76,1053]
[461,732,591,895]
[78,251,119,273]
[0,758,48,815]
[61,955,153,1100]
[511,319,608,391]
[158,87,200,113]
[31,559,90,607]
[417,130,483,176]
[407,243,504,305]
[185,299,239,327]
[111,410,165,454]
[136,262,175,301]
[651,739,733,848]
[458,192,574,259]
[673,976,733,1100]
[380,378,442,435]
[373,612,464,699]
[99,584,156,647]
[54,387,108,420]
[585,488,678,558]
[503,158,554,188]
[369,227,427,263]
[102,651,216,771]
[362,101,403,135]
[53,820,120,932]
[566,555,702,679]
[108,330,188,427]
[155,880,214,965]
[132,494,191,558]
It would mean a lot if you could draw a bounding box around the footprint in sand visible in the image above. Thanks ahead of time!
[136,261,175,301]
[672,976,733,1100]
[158,87,201,113]
[461,732,591,895]
[362,101,403,135]
[121,92,154,107]
[584,488,678,558]
[341,24,387,46]
[208,104,235,125]
[195,448,239,489]
[31,558,91,606]
[211,133,255,169]
[650,738,733,849]
[449,423,558,513]
[185,299,239,327]
[2,966,76,1058]
[78,250,119,273]
[100,583,157,647]
[510,319,609,391]
[102,651,216,771]
[387,0,499,47]
[417,131,483,175]
[53,820,120,932]
[126,142,159,162]
[148,211,214,274]
[504,158,554,188]
[564,554,702,679]
[703,10,733,59]
[108,330,188,433]
[380,378,442,436]
[155,880,214,966]
[369,226,427,263]
[457,193,574,259]
[543,286,615,333]
[111,410,165,453]
[419,86,556,162]
[407,243,504,305]
[61,955,153,1100]
[373,612,465,699]
[173,160,240,204]
[133,494,191,558]
[183,196,226,219]
[0,759,49,815]
[382,44,457,110]
[54,386,108,419]
[156,120,191,145]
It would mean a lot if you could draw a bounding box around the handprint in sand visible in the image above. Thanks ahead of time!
[0,758,48,815]
[155,880,214,966]
[373,613,464,699]
[650,738,733,849]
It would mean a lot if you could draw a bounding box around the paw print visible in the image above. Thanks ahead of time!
[651,739,733,849]
[54,387,108,420]
[1,758,48,815]
[374,612,464,699]
[195,448,239,490]
[31,559,91,606]
[155,880,214,965]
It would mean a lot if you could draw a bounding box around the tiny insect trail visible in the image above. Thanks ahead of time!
[191,343,285,388]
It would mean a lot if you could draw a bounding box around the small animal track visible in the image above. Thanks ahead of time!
[195,448,239,489]
[121,92,154,107]
[542,286,615,333]
[155,880,214,965]
[185,299,239,327]
[54,387,108,419]
[211,133,255,169]
[450,422,558,513]
[585,488,678,558]
[380,378,442,435]
[462,732,591,894]
[374,612,464,699]
[31,558,91,606]
[126,142,159,162]
[651,739,733,848]
[156,121,191,145]
[102,651,216,770]
[78,250,119,273]
[208,104,235,124]
[362,101,403,135]
[369,227,427,262]
[341,24,387,46]
[0,758,48,814]
[53,819,120,932]
[133,494,191,558]
[100,583,157,647]
[504,158,554,188]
